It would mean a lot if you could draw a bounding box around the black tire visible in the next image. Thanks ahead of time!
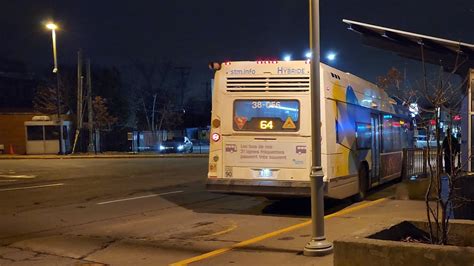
[353,165,368,202]
[189,147,194,153]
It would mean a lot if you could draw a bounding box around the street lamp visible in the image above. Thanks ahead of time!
[326,52,337,62]
[45,21,63,154]
[46,23,59,73]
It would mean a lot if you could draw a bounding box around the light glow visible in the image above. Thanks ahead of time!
[326,52,337,61]
[46,23,58,30]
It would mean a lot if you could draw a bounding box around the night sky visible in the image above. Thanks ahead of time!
[1,0,473,94]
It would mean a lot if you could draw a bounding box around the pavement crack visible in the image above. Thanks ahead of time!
[0,254,16,262]
[22,252,41,262]
[5,244,102,264]
[79,238,119,260]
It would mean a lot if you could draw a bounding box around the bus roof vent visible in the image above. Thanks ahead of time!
[226,76,310,92]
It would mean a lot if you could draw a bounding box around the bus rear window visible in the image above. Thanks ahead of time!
[233,100,300,131]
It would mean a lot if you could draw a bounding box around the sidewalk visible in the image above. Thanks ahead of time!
[1,198,426,266]
[0,152,208,160]
[0,198,425,266]
[176,198,427,266]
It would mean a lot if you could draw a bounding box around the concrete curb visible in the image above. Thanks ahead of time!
[0,154,208,160]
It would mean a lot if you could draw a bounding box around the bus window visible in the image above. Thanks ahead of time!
[382,115,394,152]
[392,119,402,150]
[233,100,299,131]
[382,115,405,152]
[356,122,371,149]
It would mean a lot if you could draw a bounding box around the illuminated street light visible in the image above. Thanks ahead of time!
[46,23,58,30]
[305,51,312,59]
[44,21,63,154]
[45,22,59,73]
[283,54,292,61]
[326,52,337,61]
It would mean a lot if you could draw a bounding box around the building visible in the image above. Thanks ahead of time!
[0,112,40,154]
[0,58,38,154]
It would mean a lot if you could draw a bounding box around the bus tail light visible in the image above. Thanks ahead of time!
[212,133,220,142]
[212,119,221,128]
[208,62,222,70]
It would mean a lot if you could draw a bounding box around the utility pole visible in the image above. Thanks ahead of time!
[86,58,95,153]
[55,70,63,155]
[303,0,333,256]
[77,50,83,129]
[72,50,83,153]
[175,66,191,107]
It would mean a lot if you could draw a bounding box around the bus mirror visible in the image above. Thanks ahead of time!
[208,62,221,71]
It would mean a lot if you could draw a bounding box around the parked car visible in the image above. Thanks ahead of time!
[158,136,193,153]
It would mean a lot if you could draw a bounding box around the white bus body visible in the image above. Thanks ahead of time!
[207,60,413,199]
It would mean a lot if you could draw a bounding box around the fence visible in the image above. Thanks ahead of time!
[402,148,441,179]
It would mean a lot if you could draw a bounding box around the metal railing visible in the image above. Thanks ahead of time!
[402,148,440,179]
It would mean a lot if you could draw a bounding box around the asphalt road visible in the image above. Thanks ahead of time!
[0,158,390,265]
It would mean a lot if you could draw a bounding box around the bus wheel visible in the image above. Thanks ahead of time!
[353,165,368,202]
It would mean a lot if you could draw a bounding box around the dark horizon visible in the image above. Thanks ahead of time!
[1,0,473,88]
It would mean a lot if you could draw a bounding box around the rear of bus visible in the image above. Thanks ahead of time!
[206,60,315,197]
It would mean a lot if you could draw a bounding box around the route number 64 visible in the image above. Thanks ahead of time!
[259,120,273,130]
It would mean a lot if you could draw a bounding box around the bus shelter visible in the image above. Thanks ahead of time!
[342,19,474,171]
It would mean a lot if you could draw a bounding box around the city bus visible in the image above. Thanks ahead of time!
[207,60,413,199]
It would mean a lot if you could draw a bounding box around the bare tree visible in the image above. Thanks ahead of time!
[131,59,172,132]
[156,100,184,131]
[377,67,417,106]
[33,82,69,115]
[92,96,118,131]
[418,50,470,245]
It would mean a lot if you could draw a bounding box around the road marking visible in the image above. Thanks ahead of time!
[97,190,184,205]
[209,222,238,237]
[0,183,64,192]
[196,221,238,239]
[0,174,37,179]
[169,198,388,266]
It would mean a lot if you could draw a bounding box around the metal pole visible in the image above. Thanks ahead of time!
[51,29,58,74]
[77,50,83,129]
[304,0,333,256]
[86,58,95,153]
[51,28,63,155]
[72,50,83,154]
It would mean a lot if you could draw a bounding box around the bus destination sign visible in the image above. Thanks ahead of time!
[233,100,300,132]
